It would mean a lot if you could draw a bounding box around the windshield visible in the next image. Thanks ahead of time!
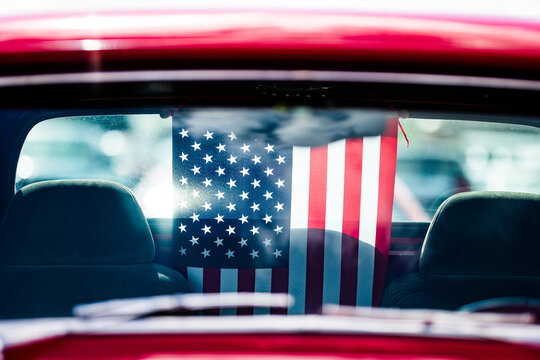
[1,105,536,321]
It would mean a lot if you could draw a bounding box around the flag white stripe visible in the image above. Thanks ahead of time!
[187,266,204,293]
[322,140,346,305]
[220,268,238,315]
[253,268,273,315]
[356,136,381,306]
[288,146,310,315]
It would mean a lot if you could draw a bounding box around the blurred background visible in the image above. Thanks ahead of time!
[394,118,540,221]
[16,114,173,218]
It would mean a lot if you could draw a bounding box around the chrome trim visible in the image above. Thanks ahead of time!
[1,70,540,90]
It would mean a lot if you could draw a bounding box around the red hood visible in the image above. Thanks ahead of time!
[1,11,540,77]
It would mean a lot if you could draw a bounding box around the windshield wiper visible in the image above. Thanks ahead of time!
[74,293,294,319]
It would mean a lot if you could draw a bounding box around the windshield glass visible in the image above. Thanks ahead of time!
[394,119,540,221]
[19,114,540,222]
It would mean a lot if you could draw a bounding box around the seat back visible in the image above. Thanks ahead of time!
[0,180,189,318]
[382,191,540,309]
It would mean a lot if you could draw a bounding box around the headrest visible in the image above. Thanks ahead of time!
[0,180,155,265]
[420,191,540,276]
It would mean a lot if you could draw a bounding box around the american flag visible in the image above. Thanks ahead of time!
[172,119,397,315]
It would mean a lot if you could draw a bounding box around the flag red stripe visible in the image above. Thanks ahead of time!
[202,267,221,315]
[372,122,398,306]
[341,139,363,239]
[270,267,289,315]
[305,146,328,314]
[237,269,255,315]
[203,268,221,293]
[339,139,363,306]
[177,265,188,281]
[307,146,328,230]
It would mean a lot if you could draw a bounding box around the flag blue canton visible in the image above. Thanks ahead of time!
[173,126,292,268]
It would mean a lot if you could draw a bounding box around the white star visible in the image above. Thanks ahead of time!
[238,238,248,247]
[179,152,188,161]
[202,202,212,211]
[189,236,199,245]
[273,249,283,258]
[275,179,285,188]
[202,178,213,187]
[263,214,272,224]
[201,224,212,234]
[203,154,213,163]
[239,214,249,224]
[240,167,250,177]
[263,238,272,247]
[263,191,273,200]
[276,155,286,164]
[191,189,200,198]
[249,249,259,258]
[179,128,189,138]
[265,144,274,153]
[228,131,237,141]
[227,179,237,188]
[226,202,236,212]
[190,213,200,222]
[179,200,190,209]
[250,202,260,212]
[250,225,260,235]
[264,167,274,177]
[191,141,201,151]
[179,247,187,256]
[201,248,211,258]
[225,249,235,259]
[239,191,249,200]
[178,223,187,232]
[251,155,261,164]
[215,167,225,176]
[216,143,226,152]
[226,225,236,235]
[214,214,224,223]
[203,130,214,140]
[227,155,237,164]
[241,143,250,153]
[274,225,283,234]
[274,202,284,211]
[251,179,260,188]
[191,165,201,175]
[215,190,225,200]
[214,237,224,247]
[179,176,188,185]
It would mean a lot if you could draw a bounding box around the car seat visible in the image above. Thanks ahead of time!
[0,180,190,318]
[382,191,540,310]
